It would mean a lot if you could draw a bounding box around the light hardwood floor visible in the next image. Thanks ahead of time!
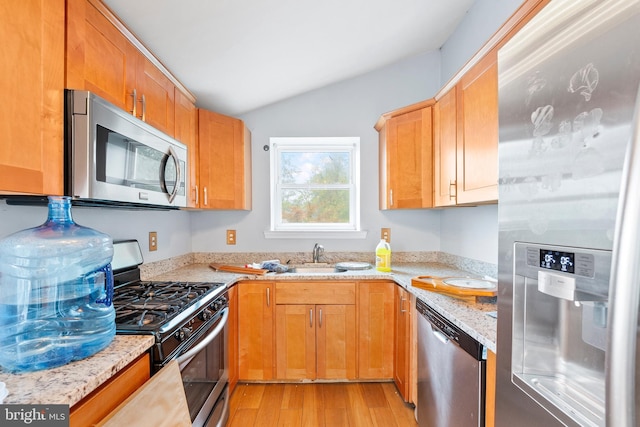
[228,382,418,426]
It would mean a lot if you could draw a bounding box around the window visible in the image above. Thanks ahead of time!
[267,137,363,237]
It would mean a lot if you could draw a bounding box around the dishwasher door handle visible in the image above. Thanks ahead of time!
[430,324,450,344]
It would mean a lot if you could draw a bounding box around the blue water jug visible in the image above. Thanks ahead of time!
[0,196,115,372]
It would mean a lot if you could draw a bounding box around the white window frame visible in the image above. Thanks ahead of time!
[265,137,366,239]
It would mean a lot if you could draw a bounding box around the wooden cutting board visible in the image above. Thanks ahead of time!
[209,263,268,275]
[411,275,497,301]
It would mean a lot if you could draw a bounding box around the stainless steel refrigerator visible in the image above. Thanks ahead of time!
[496,1,640,426]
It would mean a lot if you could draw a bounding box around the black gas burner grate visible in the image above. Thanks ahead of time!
[113,280,222,330]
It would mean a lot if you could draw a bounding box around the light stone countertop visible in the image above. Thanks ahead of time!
[0,335,155,406]
[149,261,498,353]
[0,260,497,407]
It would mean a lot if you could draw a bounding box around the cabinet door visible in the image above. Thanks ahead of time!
[238,281,274,380]
[316,304,356,380]
[198,109,252,210]
[227,285,238,394]
[358,281,395,379]
[384,107,433,209]
[433,87,458,207]
[66,0,137,114]
[0,0,64,195]
[457,50,498,204]
[394,286,411,401]
[135,54,176,137]
[275,304,316,380]
[174,89,198,207]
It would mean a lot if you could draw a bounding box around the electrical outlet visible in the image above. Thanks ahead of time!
[226,229,236,245]
[149,231,158,251]
[381,228,391,243]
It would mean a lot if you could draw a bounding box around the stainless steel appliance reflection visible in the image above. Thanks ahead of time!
[497,1,640,426]
[416,298,485,427]
[112,240,229,427]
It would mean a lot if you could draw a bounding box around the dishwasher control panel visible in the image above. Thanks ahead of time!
[416,298,485,360]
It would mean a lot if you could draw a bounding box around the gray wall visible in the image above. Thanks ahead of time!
[191,50,443,254]
[0,0,528,266]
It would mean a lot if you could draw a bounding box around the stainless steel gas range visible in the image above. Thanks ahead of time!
[112,240,229,427]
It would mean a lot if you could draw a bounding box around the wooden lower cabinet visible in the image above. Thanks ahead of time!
[227,284,239,393]
[69,353,150,427]
[275,304,356,380]
[394,285,412,401]
[486,350,497,427]
[238,281,274,380]
[358,281,395,379]
[275,282,357,380]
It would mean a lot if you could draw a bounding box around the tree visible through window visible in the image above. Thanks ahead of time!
[270,137,360,232]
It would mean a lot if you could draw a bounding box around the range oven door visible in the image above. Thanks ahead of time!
[175,306,229,427]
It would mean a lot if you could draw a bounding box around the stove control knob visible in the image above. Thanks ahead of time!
[176,327,192,341]
[200,308,213,321]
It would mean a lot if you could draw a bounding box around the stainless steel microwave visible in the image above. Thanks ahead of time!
[64,90,187,208]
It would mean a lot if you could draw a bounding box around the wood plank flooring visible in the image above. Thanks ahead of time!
[228,382,418,427]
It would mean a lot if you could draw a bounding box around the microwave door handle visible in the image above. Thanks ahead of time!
[165,146,182,204]
[607,85,640,427]
[176,307,229,371]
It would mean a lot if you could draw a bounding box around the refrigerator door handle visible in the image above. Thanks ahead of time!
[607,84,640,427]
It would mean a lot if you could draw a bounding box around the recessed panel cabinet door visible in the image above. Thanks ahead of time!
[136,55,176,137]
[316,304,356,380]
[358,281,395,379]
[0,0,64,195]
[198,109,252,210]
[275,304,316,380]
[456,49,499,204]
[238,281,274,380]
[434,87,458,207]
[66,0,137,114]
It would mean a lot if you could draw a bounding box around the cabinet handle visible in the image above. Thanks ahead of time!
[449,180,457,200]
[141,94,146,122]
[310,308,313,327]
[266,287,270,307]
[204,187,208,206]
[319,308,323,328]
[389,189,394,207]
[130,89,137,117]
[400,295,407,314]
[194,185,199,205]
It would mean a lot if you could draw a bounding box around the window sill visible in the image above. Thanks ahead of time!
[263,230,368,239]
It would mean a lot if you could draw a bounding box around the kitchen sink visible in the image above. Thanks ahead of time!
[285,266,344,274]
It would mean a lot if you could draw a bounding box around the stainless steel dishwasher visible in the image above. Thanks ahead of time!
[416,298,486,427]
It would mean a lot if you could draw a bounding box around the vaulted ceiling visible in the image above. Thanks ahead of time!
[103,0,475,115]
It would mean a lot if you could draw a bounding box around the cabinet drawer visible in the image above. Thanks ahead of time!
[275,282,356,305]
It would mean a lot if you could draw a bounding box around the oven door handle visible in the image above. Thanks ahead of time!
[177,307,229,370]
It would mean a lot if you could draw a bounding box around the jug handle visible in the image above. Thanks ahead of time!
[95,264,114,306]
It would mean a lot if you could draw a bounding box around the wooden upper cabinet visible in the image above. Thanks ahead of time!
[0,0,65,195]
[66,0,137,114]
[197,109,252,210]
[456,49,499,205]
[66,0,177,137]
[377,103,433,209]
[433,87,458,207]
[135,55,175,136]
[174,89,198,207]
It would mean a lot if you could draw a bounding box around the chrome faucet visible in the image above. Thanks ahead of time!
[312,243,324,263]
